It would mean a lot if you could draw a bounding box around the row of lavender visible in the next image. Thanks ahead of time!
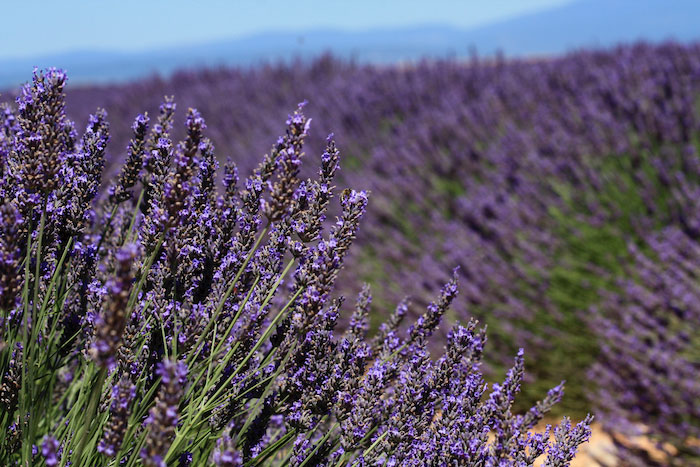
[0,69,592,465]
[53,41,700,463]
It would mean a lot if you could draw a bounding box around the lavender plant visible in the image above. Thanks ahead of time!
[0,69,591,465]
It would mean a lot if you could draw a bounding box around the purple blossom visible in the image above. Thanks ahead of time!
[41,436,60,467]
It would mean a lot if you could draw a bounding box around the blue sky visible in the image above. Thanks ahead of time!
[0,0,573,59]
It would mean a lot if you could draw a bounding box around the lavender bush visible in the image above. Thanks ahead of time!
[0,69,591,465]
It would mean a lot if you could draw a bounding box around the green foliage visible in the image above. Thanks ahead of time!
[504,143,680,417]
[363,138,688,419]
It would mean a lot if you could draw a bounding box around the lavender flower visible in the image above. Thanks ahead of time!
[41,436,60,467]
[0,344,22,413]
[141,359,188,467]
[11,68,73,200]
[90,243,139,368]
[98,375,136,457]
[544,416,595,466]
[265,102,310,221]
[408,268,459,342]
[211,435,243,466]
[0,203,23,313]
[109,112,149,205]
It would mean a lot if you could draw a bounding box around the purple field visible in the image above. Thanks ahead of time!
[1,41,699,465]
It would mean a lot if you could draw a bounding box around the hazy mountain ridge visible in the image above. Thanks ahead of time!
[1,0,698,89]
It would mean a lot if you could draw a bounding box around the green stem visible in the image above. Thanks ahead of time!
[73,366,107,464]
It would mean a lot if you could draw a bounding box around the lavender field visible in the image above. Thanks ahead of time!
[0,41,699,465]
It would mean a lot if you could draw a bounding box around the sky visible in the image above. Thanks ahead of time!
[0,0,574,60]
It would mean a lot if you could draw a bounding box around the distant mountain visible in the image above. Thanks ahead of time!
[1,0,699,89]
[0,26,475,90]
[462,0,700,56]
